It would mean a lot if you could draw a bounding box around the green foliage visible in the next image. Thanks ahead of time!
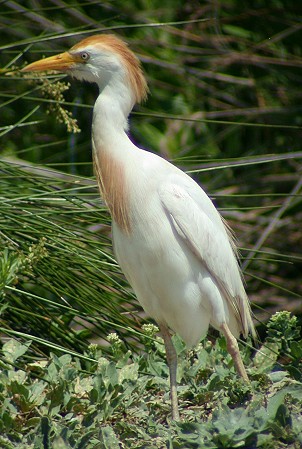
[0,161,142,355]
[254,311,302,381]
[0,312,302,448]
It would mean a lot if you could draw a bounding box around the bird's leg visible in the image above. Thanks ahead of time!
[220,323,249,382]
[159,324,180,421]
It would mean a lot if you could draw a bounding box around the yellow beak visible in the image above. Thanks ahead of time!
[21,51,76,72]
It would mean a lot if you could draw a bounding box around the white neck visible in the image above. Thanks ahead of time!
[92,83,135,149]
[91,84,135,234]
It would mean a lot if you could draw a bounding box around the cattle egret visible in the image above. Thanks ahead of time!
[22,34,255,421]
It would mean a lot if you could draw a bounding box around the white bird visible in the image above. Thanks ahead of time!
[22,34,255,421]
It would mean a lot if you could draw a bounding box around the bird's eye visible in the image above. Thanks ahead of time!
[80,51,90,62]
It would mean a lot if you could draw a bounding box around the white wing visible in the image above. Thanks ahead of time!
[159,176,254,338]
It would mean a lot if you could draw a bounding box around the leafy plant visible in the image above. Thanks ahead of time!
[0,312,302,448]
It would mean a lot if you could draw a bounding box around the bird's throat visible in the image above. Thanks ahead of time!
[93,143,131,234]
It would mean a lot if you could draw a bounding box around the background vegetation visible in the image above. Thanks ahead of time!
[0,0,301,447]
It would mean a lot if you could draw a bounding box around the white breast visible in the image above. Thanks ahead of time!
[111,150,225,346]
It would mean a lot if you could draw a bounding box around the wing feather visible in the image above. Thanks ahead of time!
[159,180,255,338]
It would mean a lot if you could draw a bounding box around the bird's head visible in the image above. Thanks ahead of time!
[22,34,148,106]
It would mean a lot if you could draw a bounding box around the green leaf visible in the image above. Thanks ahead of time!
[267,384,302,421]
[40,416,50,449]
[119,363,139,383]
[2,339,31,363]
[290,340,302,359]
[253,341,281,372]
[53,437,71,449]
[106,362,119,387]
[222,24,252,38]
[100,426,120,449]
